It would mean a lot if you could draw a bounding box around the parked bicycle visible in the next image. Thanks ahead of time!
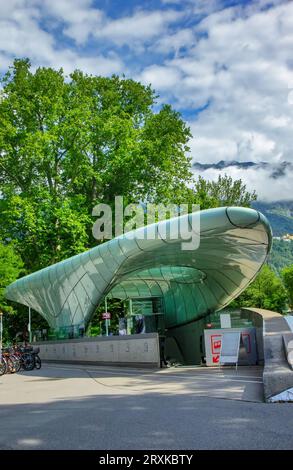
[0,344,41,375]
[31,347,42,369]
[16,345,42,370]
[1,348,20,374]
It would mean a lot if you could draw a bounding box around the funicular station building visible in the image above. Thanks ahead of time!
[5,207,272,366]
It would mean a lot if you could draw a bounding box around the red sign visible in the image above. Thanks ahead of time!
[211,334,222,354]
[102,312,111,320]
[210,335,222,364]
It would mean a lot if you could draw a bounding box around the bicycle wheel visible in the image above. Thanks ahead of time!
[0,358,7,376]
[7,356,17,373]
[11,355,21,373]
[22,353,35,371]
[35,355,42,370]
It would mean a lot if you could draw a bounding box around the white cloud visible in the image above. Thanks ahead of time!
[93,9,183,48]
[190,136,237,162]
[138,64,183,90]
[0,0,122,75]
[139,1,293,200]
[0,7,54,61]
[0,1,183,74]
[46,50,123,76]
[42,0,104,45]
[42,1,183,48]
[153,28,196,56]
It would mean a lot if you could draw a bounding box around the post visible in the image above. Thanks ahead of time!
[28,307,32,343]
[105,296,108,337]
[127,298,133,335]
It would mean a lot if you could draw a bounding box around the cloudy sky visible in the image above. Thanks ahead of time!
[1,0,293,201]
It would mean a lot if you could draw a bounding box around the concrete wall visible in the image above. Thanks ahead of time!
[242,308,293,402]
[35,333,160,368]
[241,308,264,364]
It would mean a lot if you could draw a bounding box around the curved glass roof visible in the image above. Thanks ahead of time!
[5,206,272,330]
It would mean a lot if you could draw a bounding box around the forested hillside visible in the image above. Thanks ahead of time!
[268,239,293,272]
[249,201,293,271]
[253,201,293,236]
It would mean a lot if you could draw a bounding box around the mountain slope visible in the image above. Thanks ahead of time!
[193,160,292,179]
[268,239,293,272]
[252,200,293,236]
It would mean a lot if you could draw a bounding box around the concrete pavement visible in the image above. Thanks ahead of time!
[0,364,292,450]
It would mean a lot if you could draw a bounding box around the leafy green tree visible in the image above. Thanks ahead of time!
[0,242,24,342]
[231,265,287,312]
[0,242,23,314]
[192,174,257,209]
[0,59,192,270]
[281,264,293,310]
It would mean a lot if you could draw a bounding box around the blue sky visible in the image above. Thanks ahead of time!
[0,0,292,200]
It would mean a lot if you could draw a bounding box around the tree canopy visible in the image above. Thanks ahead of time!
[0,242,23,314]
[268,239,293,273]
[281,264,293,310]
[230,265,288,313]
[0,59,193,268]
[191,174,256,209]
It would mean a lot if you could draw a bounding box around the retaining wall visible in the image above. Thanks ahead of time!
[242,308,293,402]
[34,333,160,368]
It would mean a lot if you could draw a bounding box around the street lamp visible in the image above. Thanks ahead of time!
[104,296,108,337]
[28,307,32,343]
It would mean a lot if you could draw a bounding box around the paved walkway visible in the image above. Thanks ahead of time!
[0,364,292,450]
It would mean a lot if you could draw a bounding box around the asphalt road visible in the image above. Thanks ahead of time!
[0,364,292,450]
